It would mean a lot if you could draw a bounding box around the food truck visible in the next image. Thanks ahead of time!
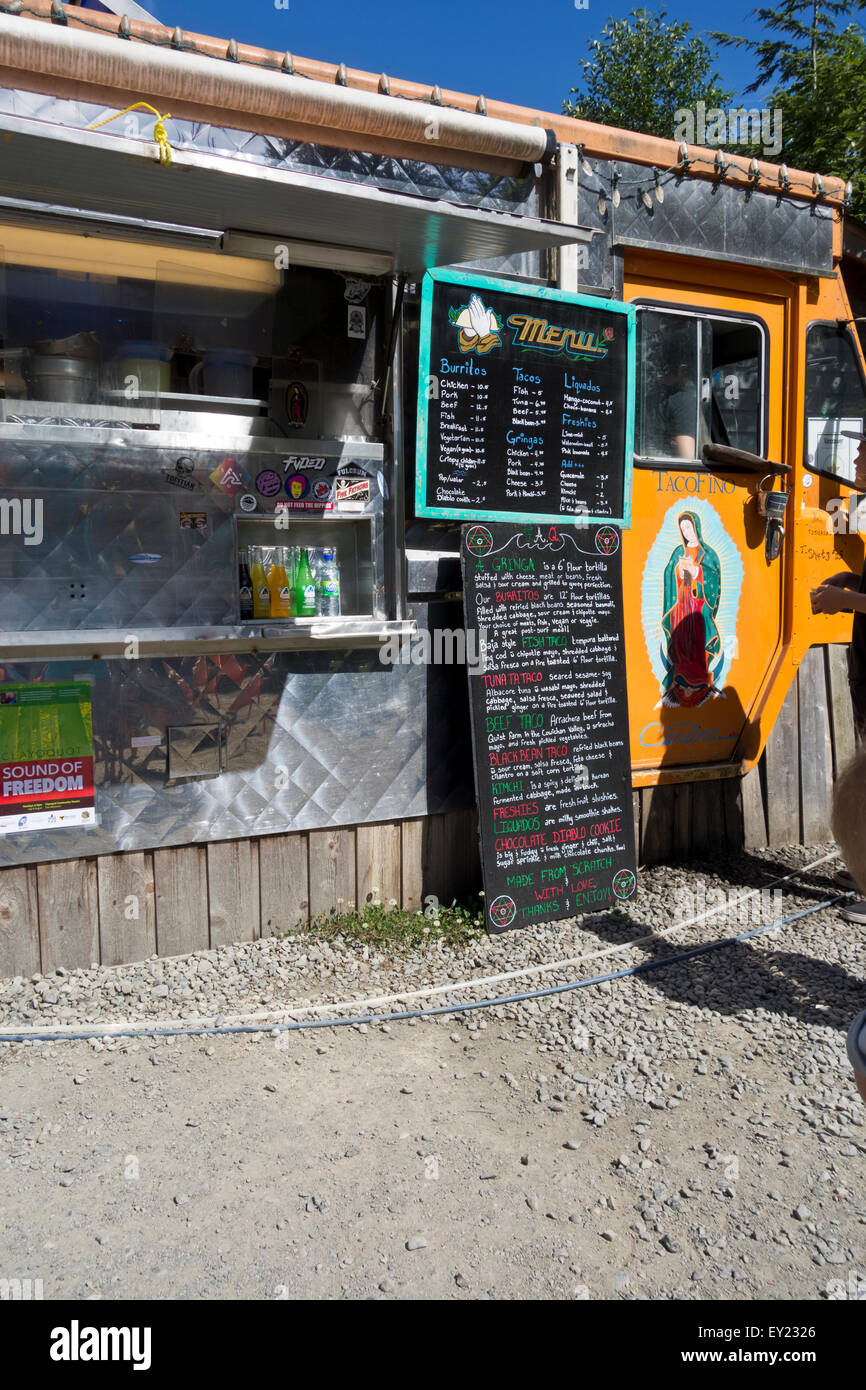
[0,1,862,972]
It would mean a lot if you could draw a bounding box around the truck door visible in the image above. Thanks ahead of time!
[621,262,789,778]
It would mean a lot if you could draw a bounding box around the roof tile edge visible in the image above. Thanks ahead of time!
[0,0,848,205]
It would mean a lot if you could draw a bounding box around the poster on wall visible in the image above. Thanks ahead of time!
[0,681,96,834]
[416,268,636,527]
[807,416,862,482]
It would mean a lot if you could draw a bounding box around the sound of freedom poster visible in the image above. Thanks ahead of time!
[0,682,95,834]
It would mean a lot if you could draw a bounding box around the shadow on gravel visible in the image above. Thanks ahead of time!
[640,847,849,908]
[574,848,847,953]
[581,913,865,1033]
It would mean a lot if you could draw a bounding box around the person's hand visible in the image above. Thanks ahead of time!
[811,583,850,614]
[823,571,857,589]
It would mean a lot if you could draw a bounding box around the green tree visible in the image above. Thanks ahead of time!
[714,3,866,214]
[563,8,732,137]
[714,0,860,93]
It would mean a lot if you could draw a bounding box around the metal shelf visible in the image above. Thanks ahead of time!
[0,619,417,661]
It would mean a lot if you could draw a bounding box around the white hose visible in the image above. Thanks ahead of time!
[1,849,841,1039]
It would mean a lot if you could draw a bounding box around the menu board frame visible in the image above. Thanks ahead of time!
[461,521,637,934]
[415,267,636,527]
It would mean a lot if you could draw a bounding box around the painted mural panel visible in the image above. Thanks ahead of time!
[625,470,781,771]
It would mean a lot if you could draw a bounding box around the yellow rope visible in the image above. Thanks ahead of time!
[86,102,173,165]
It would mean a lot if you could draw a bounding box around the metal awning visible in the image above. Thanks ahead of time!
[0,114,593,272]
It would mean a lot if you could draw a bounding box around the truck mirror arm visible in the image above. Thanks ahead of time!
[702,443,791,476]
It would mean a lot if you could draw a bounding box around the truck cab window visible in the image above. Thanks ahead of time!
[804,323,866,482]
[637,311,698,460]
[636,308,764,463]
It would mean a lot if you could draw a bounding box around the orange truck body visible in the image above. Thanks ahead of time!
[619,233,865,787]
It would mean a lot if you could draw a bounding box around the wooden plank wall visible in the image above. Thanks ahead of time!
[635,643,853,863]
[0,810,483,976]
[0,644,854,975]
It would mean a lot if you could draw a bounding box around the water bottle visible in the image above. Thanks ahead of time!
[317,548,341,617]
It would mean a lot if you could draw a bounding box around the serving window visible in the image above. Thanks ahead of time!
[0,217,400,652]
[0,221,385,439]
[804,322,866,482]
[634,305,767,466]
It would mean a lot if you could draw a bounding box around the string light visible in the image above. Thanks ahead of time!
[576,144,595,178]
[574,148,839,204]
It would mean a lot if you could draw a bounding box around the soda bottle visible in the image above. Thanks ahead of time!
[251,546,272,619]
[238,546,253,621]
[268,546,293,618]
[317,548,341,617]
[293,547,316,617]
[286,546,299,616]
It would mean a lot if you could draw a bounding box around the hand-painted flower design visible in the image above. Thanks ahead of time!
[595,525,620,555]
[612,868,636,899]
[448,295,503,355]
[466,525,493,556]
[603,326,615,340]
[489,895,517,929]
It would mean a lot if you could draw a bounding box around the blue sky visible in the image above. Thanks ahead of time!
[130,0,856,112]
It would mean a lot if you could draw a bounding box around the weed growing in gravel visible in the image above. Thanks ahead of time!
[295,898,486,953]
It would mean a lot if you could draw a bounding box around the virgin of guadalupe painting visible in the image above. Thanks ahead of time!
[658,510,723,708]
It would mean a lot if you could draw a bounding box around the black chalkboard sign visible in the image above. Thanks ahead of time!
[461,520,637,933]
[416,269,635,527]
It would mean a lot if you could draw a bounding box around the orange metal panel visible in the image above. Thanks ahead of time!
[623,257,787,778]
[623,252,865,786]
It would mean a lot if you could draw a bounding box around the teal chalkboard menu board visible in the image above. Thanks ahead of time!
[416,268,635,527]
[461,521,637,934]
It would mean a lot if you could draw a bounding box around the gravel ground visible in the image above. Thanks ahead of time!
[1,843,864,1301]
